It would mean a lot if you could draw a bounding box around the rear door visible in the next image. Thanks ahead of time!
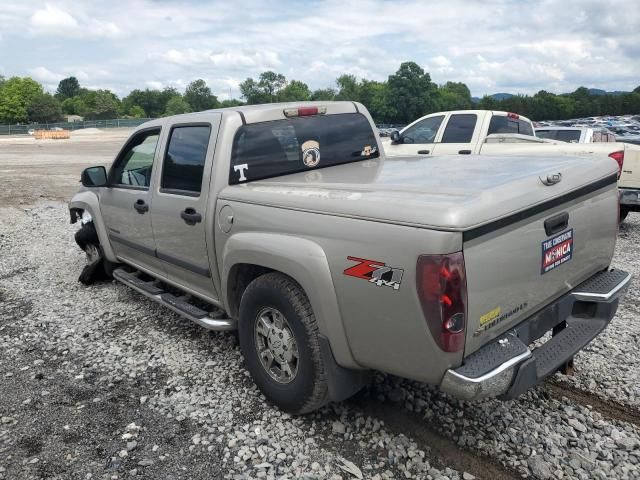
[430,113,481,155]
[385,114,444,156]
[100,127,166,275]
[150,115,222,301]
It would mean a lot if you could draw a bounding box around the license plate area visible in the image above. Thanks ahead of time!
[541,228,574,274]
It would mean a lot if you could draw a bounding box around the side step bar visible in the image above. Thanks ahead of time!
[113,268,236,331]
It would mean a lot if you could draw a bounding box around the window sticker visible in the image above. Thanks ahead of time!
[234,163,249,182]
[301,140,320,167]
[360,145,377,157]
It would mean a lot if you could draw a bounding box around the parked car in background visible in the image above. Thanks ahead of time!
[383,110,640,222]
[535,127,617,144]
[69,102,630,413]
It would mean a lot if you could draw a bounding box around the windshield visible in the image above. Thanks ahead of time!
[488,115,534,136]
[229,113,379,184]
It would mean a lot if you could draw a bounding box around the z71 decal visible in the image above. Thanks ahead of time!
[343,256,404,290]
[541,228,573,274]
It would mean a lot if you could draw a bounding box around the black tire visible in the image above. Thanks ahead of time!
[74,223,118,280]
[620,206,630,223]
[238,272,329,414]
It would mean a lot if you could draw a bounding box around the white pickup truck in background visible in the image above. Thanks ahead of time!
[383,110,640,221]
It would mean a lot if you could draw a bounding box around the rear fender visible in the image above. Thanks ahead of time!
[68,190,117,262]
[222,232,359,369]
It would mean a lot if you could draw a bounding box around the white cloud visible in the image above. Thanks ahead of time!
[30,4,78,31]
[30,66,64,83]
[29,4,120,38]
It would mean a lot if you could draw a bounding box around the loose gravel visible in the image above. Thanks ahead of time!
[1,203,639,480]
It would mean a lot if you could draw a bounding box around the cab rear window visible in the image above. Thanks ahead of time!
[488,116,534,136]
[229,113,379,184]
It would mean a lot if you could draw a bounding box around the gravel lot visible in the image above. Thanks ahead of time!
[0,135,639,479]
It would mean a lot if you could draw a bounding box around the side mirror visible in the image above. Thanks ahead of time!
[81,166,108,187]
[390,130,401,144]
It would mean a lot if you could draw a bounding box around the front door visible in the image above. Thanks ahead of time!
[150,116,222,301]
[385,114,444,156]
[100,127,166,275]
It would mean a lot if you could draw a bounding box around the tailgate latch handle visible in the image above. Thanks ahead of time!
[544,212,569,236]
[540,172,562,186]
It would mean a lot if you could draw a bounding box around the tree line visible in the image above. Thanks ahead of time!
[1,61,639,125]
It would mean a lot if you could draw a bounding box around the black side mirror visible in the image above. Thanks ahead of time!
[81,166,108,187]
[390,130,401,144]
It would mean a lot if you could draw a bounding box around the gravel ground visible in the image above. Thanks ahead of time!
[1,203,639,480]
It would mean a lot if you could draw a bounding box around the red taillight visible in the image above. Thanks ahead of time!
[507,112,520,120]
[608,150,624,179]
[416,252,467,352]
[283,106,327,117]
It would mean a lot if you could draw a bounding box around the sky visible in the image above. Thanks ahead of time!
[0,0,638,100]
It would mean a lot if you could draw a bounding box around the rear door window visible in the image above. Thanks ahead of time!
[229,113,379,184]
[161,125,211,195]
[488,116,534,136]
[441,114,477,143]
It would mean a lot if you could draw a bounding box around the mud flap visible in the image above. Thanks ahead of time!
[318,335,371,402]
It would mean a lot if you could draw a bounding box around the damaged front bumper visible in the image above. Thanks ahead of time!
[440,269,631,401]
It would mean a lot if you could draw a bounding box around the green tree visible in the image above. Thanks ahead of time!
[164,96,191,116]
[78,89,120,119]
[277,80,311,102]
[56,76,81,100]
[335,74,361,101]
[128,105,146,118]
[184,79,218,112]
[240,72,287,104]
[61,97,86,115]
[387,62,437,123]
[435,81,472,111]
[358,80,393,123]
[310,88,336,101]
[0,75,5,88]
[27,93,63,123]
[122,88,175,118]
[0,76,43,123]
[219,99,244,108]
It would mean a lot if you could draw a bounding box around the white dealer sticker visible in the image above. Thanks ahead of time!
[541,228,573,274]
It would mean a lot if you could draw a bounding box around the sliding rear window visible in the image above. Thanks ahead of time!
[488,116,534,136]
[229,113,379,184]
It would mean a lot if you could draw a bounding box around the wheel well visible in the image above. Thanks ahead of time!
[226,264,273,319]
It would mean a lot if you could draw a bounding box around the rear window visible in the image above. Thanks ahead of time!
[441,114,477,143]
[488,116,534,136]
[229,113,379,184]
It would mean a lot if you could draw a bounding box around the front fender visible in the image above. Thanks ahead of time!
[68,190,117,262]
[222,232,359,369]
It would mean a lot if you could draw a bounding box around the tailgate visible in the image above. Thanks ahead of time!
[462,175,618,355]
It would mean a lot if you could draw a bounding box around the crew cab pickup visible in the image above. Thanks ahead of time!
[69,102,630,413]
[384,110,640,222]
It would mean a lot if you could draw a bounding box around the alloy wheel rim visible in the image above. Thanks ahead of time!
[254,307,299,384]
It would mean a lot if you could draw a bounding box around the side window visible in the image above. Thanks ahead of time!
[402,115,444,144]
[441,114,477,143]
[111,129,160,188]
[161,125,211,194]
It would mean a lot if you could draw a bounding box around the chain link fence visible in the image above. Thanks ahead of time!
[0,118,154,135]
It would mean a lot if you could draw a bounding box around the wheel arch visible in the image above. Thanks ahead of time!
[68,190,117,262]
[222,232,358,370]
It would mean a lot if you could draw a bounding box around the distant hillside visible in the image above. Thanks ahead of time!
[472,88,630,103]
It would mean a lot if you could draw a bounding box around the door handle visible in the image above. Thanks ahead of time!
[417,150,430,155]
[180,207,202,225]
[458,150,472,155]
[544,212,569,236]
[134,199,148,214]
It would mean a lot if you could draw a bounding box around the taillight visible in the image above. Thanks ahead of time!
[609,150,624,178]
[283,106,327,117]
[416,252,467,352]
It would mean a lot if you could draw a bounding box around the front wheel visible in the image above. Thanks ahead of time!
[238,273,329,414]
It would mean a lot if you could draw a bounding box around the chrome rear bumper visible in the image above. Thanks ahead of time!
[440,269,631,401]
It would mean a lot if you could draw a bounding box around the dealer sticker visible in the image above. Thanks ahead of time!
[541,228,573,274]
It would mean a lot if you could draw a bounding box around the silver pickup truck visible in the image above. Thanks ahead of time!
[69,101,631,414]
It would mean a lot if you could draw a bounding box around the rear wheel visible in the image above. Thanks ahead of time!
[238,272,329,414]
[620,206,630,223]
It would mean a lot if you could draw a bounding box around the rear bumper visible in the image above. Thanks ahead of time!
[619,188,640,208]
[440,269,631,401]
